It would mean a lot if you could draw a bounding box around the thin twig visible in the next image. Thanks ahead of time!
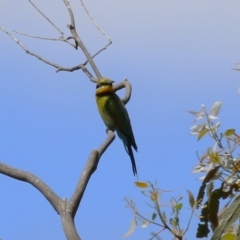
[29,0,64,36]
[0,26,95,79]
[80,0,111,43]
[63,0,102,79]
[150,229,166,240]
[57,64,96,83]
[155,201,175,235]
[56,63,95,83]
[82,40,112,66]
[136,211,163,227]
[183,207,195,234]
[124,198,164,227]
[80,0,112,63]
[13,30,76,48]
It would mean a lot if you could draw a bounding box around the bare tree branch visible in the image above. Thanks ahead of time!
[80,0,112,62]
[69,150,99,217]
[13,30,76,48]
[1,0,113,81]
[0,1,135,239]
[29,0,64,36]
[0,162,61,213]
[63,0,102,79]
[78,64,96,82]
[113,79,132,105]
[233,63,240,71]
[60,200,81,240]
[69,130,115,217]
[0,129,116,239]
[82,42,110,66]
[98,130,116,158]
[57,63,97,83]
[80,0,111,43]
[12,27,109,81]
[0,25,96,80]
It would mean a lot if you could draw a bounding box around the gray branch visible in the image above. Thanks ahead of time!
[0,1,133,239]
[0,128,117,239]
[113,78,132,105]
[63,0,102,79]
[0,162,61,213]
[60,199,81,240]
[29,0,64,36]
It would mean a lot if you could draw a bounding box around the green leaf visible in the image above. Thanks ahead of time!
[187,190,195,208]
[135,181,148,188]
[221,232,236,240]
[237,223,240,240]
[196,184,206,208]
[203,166,221,184]
[162,211,167,222]
[151,191,158,202]
[170,218,176,227]
[175,203,183,211]
[198,129,208,141]
[208,152,222,164]
[175,217,179,225]
[152,212,157,221]
[225,129,235,137]
[190,123,206,135]
[208,189,220,230]
[210,195,240,240]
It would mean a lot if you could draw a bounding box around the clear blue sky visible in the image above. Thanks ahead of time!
[1,1,240,239]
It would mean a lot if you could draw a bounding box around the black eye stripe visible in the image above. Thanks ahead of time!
[96,82,111,89]
[96,83,103,89]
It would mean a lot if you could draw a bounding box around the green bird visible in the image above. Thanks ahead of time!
[95,78,138,176]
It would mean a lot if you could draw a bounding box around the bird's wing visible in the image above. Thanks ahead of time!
[105,93,138,151]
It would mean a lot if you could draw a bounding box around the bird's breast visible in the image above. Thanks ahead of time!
[96,95,116,130]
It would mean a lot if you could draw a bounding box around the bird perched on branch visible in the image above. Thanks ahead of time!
[95,78,138,176]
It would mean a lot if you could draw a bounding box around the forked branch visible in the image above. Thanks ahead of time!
[0,1,133,239]
[70,130,115,217]
[0,0,112,81]
[0,162,61,213]
[0,129,117,239]
[63,0,102,79]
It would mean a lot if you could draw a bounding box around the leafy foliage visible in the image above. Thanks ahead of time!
[125,101,240,239]
[124,182,196,239]
[189,102,240,239]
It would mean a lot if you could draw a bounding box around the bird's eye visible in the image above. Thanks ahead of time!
[96,83,103,89]
[96,82,107,89]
